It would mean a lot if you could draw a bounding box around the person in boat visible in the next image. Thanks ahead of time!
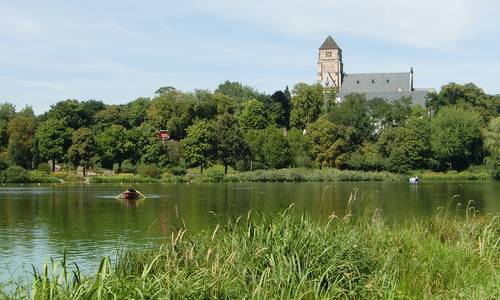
[120,186,145,199]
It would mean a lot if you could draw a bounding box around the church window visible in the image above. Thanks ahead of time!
[356,80,360,84]
[386,79,390,83]
[326,51,332,57]
[372,79,375,84]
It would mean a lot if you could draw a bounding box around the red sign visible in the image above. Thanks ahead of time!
[159,130,170,141]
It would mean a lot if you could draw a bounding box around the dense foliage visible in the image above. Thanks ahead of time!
[0,81,498,178]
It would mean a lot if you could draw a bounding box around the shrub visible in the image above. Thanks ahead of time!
[121,160,136,174]
[37,163,52,175]
[169,166,187,176]
[137,164,161,178]
[0,159,11,171]
[28,170,60,183]
[0,166,29,183]
[203,169,225,182]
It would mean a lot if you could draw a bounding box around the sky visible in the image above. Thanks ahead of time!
[1,0,499,114]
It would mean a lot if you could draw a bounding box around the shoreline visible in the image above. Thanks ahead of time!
[0,167,493,184]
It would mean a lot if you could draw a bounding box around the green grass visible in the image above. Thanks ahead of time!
[417,169,491,181]
[228,168,404,182]
[3,197,498,299]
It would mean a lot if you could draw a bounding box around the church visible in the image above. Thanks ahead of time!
[317,36,434,105]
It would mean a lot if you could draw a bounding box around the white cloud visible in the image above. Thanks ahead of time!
[191,0,486,50]
[0,6,44,39]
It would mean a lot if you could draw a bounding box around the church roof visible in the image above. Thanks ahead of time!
[338,72,435,106]
[319,36,341,50]
[340,73,411,93]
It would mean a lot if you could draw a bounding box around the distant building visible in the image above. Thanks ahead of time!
[317,36,434,106]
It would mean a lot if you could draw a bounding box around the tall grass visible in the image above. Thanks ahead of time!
[3,195,498,299]
[230,168,404,182]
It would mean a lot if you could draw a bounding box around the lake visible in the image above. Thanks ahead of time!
[1,181,499,282]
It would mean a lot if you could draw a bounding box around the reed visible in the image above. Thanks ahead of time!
[3,197,499,299]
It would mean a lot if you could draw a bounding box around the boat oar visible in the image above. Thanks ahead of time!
[136,190,146,199]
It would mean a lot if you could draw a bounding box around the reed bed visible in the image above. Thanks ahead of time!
[2,196,499,299]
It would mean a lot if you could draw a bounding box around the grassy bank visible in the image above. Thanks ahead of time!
[88,168,404,184]
[4,202,498,299]
[1,165,494,184]
[417,169,491,181]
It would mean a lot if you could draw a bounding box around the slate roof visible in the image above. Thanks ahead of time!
[319,36,341,50]
[340,73,411,93]
[338,72,434,106]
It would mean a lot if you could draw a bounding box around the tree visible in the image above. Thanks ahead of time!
[238,99,270,130]
[483,117,500,178]
[96,125,136,172]
[245,127,291,169]
[328,93,373,145]
[68,128,98,176]
[47,99,89,129]
[430,106,483,170]
[286,128,312,168]
[426,83,494,121]
[214,113,249,174]
[147,90,216,139]
[306,117,355,169]
[290,83,323,129]
[377,118,431,172]
[35,118,72,172]
[0,103,16,150]
[271,90,291,129]
[180,121,216,173]
[7,109,36,169]
[215,81,261,102]
[155,86,176,95]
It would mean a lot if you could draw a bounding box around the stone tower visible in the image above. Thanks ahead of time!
[317,36,343,88]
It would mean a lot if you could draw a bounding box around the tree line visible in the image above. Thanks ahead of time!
[0,81,499,178]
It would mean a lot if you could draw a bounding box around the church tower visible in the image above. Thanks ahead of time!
[317,36,343,88]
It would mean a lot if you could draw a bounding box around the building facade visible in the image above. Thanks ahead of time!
[317,36,434,106]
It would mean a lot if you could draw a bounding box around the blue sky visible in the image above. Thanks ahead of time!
[1,0,499,114]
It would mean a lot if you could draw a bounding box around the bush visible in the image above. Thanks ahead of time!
[121,160,136,174]
[28,171,60,183]
[169,166,187,176]
[0,159,11,171]
[37,163,52,175]
[0,166,29,183]
[137,164,161,178]
[203,169,225,182]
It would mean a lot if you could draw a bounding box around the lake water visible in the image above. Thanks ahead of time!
[0,181,499,282]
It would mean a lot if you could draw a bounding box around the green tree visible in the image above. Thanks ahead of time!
[68,128,98,176]
[286,128,312,168]
[0,103,16,150]
[426,83,494,120]
[271,90,291,129]
[377,118,431,172]
[328,93,373,145]
[238,99,270,130]
[214,113,249,174]
[47,99,90,129]
[306,117,355,169]
[35,118,72,172]
[215,81,261,102]
[430,106,483,170]
[154,86,176,95]
[96,125,133,172]
[245,127,291,169]
[290,83,323,129]
[483,117,500,178]
[181,121,216,173]
[7,108,36,169]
